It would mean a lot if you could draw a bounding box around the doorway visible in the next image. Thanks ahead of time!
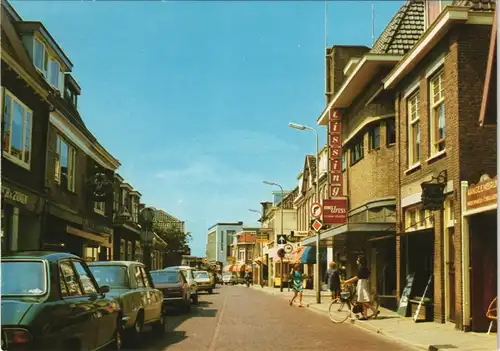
[446,227,456,322]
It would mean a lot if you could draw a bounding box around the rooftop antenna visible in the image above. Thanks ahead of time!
[372,3,375,46]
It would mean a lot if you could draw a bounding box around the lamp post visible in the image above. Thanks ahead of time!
[289,122,321,304]
[263,180,285,292]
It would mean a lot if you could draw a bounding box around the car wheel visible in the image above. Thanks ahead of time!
[208,288,213,294]
[129,312,144,345]
[152,313,166,335]
[192,294,199,304]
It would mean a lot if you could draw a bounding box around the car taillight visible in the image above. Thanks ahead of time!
[4,328,32,344]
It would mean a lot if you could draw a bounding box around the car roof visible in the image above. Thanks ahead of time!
[87,261,145,268]
[1,251,81,262]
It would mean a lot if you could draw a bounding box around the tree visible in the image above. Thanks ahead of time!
[155,227,192,254]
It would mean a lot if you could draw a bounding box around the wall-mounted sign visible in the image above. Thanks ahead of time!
[322,198,348,224]
[329,109,343,197]
[88,167,114,201]
[2,186,29,205]
[467,174,497,211]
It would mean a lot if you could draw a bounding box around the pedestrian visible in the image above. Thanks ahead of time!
[343,255,379,320]
[289,263,304,307]
[324,261,341,300]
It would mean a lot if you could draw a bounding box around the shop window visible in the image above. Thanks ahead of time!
[405,207,433,232]
[350,137,364,165]
[84,246,98,262]
[386,119,396,146]
[120,239,125,260]
[369,124,380,150]
[127,241,132,260]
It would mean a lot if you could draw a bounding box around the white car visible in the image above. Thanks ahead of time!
[222,272,236,285]
[194,270,213,294]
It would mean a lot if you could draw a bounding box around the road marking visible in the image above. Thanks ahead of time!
[208,288,228,351]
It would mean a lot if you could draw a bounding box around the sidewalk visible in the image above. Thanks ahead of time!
[251,285,498,351]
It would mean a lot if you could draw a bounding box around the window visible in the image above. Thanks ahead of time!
[386,119,396,145]
[48,58,62,90]
[341,151,346,171]
[94,201,105,215]
[122,189,127,207]
[135,266,145,287]
[350,137,364,165]
[2,89,33,168]
[140,267,151,287]
[429,70,445,154]
[127,241,133,260]
[55,135,76,191]
[407,92,421,166]
[247,249,253,261]
[135,240,142,262]
[132,198,139,222]
[60,261,83,297]
[369,124,380,150]
[33,38,46,73]
[113,191,119,219]
[238,249,245,262]
[120,239,125,260]
[73,261,98,294]
[59,268,69,297]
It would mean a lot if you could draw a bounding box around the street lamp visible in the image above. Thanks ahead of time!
[263,180,285,292]
[289,121,321,304]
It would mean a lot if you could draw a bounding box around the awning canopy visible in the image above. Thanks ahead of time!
[231,264,246,272]
[298,246,328,265]
[223,265,234,272]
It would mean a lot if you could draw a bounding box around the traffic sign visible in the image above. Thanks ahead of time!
[277,248,285,258]
[286,235,301,243]
[284,244,293,253]
[311,202,323,219]
[312,219,323,232]
[277,235,287,245]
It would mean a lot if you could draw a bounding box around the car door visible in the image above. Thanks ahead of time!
[59,260,99,351]
[73,260,117,349]
[140,267,162,320]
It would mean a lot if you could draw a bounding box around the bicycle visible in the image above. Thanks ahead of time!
[328,284,380,323]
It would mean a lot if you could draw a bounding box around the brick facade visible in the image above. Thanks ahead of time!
[394,23,495,327]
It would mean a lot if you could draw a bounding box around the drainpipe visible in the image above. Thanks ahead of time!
[395,92,402,301]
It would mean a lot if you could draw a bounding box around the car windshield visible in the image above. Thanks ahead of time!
[195,272,209,279]
[1,260,47,296]
[89,265,129,289]
[151,271,179,283]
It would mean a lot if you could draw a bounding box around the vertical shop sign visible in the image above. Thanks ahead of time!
[328,109,343,197]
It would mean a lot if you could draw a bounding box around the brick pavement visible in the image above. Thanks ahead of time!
[252,286,498,351]
[136,285,413,350]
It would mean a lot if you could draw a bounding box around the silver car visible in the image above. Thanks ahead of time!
[194,270,213,294]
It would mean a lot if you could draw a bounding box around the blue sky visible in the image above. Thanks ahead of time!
[13,0,402,257]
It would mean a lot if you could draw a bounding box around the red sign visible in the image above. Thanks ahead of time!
[322,199,348,224]
[311,202,323,218]
[311,219,323,232]
[328,109,343,197]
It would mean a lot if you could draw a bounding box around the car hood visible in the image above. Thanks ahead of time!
[1,299,36,325]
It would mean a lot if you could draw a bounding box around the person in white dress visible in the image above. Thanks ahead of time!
[343,255,379,320]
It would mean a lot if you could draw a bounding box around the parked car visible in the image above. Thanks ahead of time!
[222,272,236,285]
[1,251,123,350]
[164,266,198,304]
[193,270,213,294]
[88,261,165,344]
[150,270,191,312]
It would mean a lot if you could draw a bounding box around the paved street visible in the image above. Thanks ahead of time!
[136,285,411,351]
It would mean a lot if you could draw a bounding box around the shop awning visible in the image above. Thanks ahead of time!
[301,222,396,247]
[299,246,328,264]
[231,264,246,272]
[289,247,305,264]
[66,225,112,248]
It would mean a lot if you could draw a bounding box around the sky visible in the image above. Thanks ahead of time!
[13,0,403,257]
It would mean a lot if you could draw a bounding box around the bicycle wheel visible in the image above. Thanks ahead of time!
[328,298,351,323]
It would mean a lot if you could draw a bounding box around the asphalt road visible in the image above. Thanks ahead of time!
[135,285,411,351]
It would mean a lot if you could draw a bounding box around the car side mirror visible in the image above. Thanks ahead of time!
[99,285,110,294]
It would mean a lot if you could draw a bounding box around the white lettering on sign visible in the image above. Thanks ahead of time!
[1,186,28,205]
[323,205,347,213]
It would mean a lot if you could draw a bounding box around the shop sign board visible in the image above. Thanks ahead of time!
[322,198,348,224]
[467,174,497,211]
[1,186,28,205]
[329,109,343,197]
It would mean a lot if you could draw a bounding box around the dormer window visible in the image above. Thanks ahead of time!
[64,75,80,109]
[33,38,63,93]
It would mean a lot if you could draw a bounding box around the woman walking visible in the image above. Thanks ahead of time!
[289,264,304,307]
[324,261,341,300]
[343,255,379,320]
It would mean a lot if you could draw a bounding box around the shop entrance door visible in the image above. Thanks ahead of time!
[447,227,456,322]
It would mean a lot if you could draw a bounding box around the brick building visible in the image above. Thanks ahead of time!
[382,0,496,330]
[313,1,425,309]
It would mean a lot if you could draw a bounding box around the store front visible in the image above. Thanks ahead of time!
[462,174,497,332]
[1,183,44,253]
